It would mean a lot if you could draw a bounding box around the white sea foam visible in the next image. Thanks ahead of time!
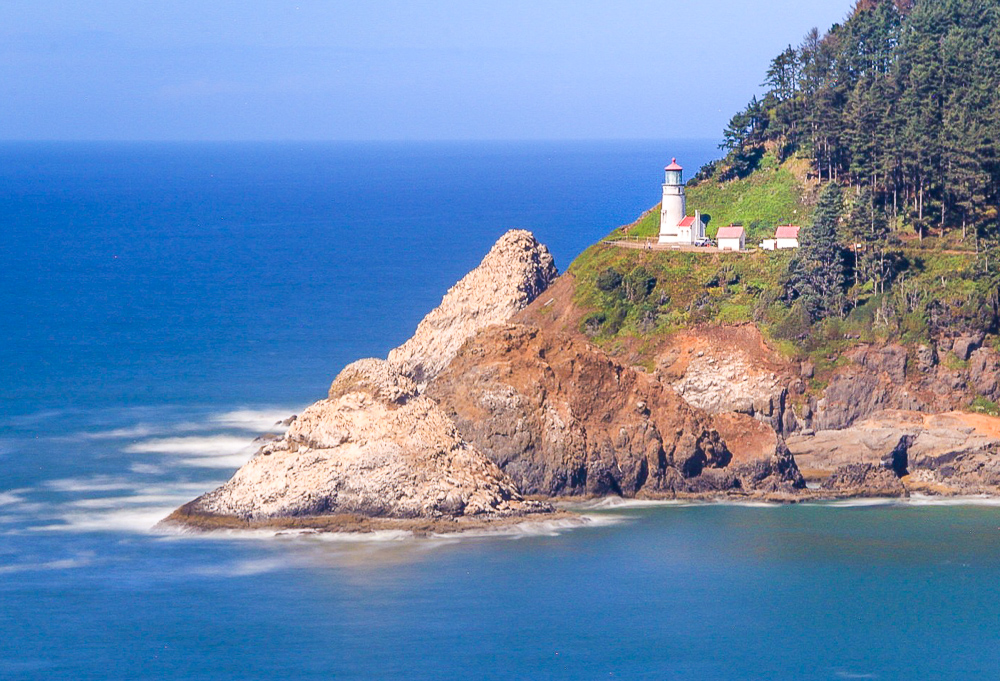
[74,405,299,441]
[567,496,681,510]
[27,482,214,534]
[123,435,254,455]
[0,489,46,519]
[176,454,255,469]
[44,476,136,493]
[208,409,297,432]
[188,557,291,577]
[31,506,186,534]
[0,556,93,575]
[129,463,165,475]
[565,496,781,511]
[121,432,263,469]
[0,491,26,507]
[903,494,1000,507]
[805,498,903,508]
[80,425,164,440]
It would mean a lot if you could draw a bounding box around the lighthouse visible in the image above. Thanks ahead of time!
[658,158,706,245]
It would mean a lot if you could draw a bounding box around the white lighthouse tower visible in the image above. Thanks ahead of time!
[658,158,706,245]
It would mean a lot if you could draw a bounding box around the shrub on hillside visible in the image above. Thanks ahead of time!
[596,268,623,293]
[622,267,656,303]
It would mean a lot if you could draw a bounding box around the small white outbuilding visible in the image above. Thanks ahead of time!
[716,225,745,252]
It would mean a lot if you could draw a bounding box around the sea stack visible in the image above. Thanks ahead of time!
[165,230,561,533]
[166,358,553,532]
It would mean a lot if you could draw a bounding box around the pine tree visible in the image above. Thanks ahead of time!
[788,183,847,320]
[721,0,1000,247]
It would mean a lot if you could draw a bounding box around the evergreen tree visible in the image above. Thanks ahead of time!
[762,46,802,155]
[846,187,900,298]
[788,183,847,320]
[711,0,1000,252]
[720,97,768,179]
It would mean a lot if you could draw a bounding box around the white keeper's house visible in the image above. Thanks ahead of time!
[658,159,707,245]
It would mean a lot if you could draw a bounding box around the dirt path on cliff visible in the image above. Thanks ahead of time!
[950,411,1000,438]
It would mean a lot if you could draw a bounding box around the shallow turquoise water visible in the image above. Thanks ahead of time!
[2,142,999,680]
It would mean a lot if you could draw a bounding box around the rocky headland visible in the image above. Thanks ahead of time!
[168,357,556,533]
[518,268,1000,500]
[165,229,1000,535]
[167,230,566,533]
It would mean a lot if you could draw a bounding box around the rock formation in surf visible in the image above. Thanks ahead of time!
[167,230,562,532]
[168,358,552,529]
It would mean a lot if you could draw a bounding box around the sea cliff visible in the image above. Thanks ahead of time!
[165,228,1000,534]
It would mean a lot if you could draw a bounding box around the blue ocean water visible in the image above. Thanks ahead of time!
[2,142,1000,680]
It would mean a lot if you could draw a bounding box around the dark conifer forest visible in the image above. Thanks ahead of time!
[718,0,1000,253]
[587,0,1000,351]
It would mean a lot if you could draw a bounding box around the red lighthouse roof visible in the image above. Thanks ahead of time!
[665,158,683,171]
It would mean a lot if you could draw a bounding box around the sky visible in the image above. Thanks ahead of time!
[0,1,855,141]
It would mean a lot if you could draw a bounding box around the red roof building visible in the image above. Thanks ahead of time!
[716,225,745,240]
[775,225,800,240]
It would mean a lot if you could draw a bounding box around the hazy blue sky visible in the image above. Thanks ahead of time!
[1,1,854,141]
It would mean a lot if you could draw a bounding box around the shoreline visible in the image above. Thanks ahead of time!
[160,503,580,537]
[159,489,1000,540]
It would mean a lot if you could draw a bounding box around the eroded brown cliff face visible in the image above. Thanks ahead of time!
[517,270,1000,497]
[426,323,803,498]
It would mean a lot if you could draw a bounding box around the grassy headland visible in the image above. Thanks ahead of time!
[613,151,815,245]
[568,152,997,376]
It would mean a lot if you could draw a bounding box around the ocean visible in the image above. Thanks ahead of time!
[2,141,999,680]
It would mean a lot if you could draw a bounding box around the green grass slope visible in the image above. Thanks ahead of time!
[612,151,814,244]
[567,150,998,371]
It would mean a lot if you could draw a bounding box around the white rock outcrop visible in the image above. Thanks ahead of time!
[671,352,783,416]
[168,231,559,530]
[184,358,547,522]
[388,229,557,386]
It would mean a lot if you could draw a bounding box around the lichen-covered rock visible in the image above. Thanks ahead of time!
[820,463,907,497]
[848,344,908,385]
[730,439,806,493]
[388,229,557,387]
[426,323,734,498]
[969,347,1000,401]
[953,334,984,361]
[916,344,938,373]
[168,358,551,528]
[327,358,418,405]
[811,370,927,431]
